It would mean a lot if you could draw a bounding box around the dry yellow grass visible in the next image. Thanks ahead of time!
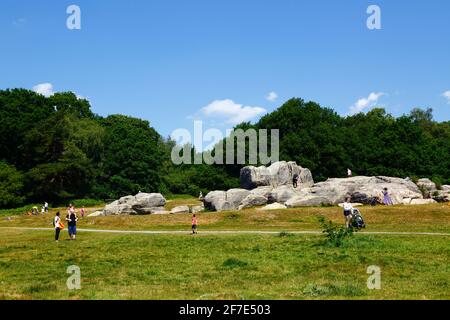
[1,199,449,233]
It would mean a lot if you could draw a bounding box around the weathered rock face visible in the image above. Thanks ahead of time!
[170,205,190,214]
[433,189,450,203]
[204,189,250,212]
[304,176,423,206]
[240,161,314,190]
[268,185,297,204]
[286,195,332,208]
[191,205,205,214]
[416,178,437,193]
[250,186,273,198]
[205,163,437,211]
[103,193,166,215]
[238,194,268,210]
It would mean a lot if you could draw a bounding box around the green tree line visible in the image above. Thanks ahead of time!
[0,90,448,209]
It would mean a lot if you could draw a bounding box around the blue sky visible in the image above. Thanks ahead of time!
[1,0,449,138]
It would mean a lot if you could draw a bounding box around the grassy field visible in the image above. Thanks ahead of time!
[1,200,450,233]
[0,199,449,300]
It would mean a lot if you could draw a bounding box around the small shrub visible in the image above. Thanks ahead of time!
[222,258,248,269]
[317,216,357,247]
[303,283,331,297]
[278,231,294,237]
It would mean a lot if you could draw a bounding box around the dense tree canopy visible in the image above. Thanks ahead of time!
[0,90,448,208]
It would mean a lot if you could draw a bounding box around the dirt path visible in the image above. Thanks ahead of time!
[1,227,450,237]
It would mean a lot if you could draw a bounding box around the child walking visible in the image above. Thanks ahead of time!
[191,214,198,235]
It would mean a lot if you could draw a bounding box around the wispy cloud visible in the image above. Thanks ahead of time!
[442,91,450,104]
[349,92,385,115]
[13,18,26,27]
[265,91,278,102]
[32,83,54,97]
[201,99,266,125]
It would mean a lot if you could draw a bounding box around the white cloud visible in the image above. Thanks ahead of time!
[265,91,278,102]
[32,83,54,97]
[201,99,266,125]
[349,92,384,115]
[442,91,450,104]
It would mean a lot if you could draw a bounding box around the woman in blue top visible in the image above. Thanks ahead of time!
[382,188,393,205]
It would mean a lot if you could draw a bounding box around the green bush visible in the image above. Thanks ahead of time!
[317,216,356,247]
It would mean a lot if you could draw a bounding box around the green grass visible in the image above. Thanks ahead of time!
[0,229,449,300]
[0,199,449,300]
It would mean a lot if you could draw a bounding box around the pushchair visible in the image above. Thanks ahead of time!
[350,208,366,229]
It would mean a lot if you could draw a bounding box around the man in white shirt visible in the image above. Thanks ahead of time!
[347,168,352,177]
[343,198,353,228]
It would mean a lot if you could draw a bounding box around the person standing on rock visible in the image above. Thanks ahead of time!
[382,188,393,205]
[191,214,198,235]
[347,168,352,177]
[343,198,353,229]
[293,174,299,188]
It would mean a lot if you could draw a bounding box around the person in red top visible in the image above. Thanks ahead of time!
[191,214,198,235]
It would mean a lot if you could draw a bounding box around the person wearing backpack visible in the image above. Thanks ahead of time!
[68,209,78,240]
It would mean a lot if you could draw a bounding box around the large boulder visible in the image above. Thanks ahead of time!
[134,192,166,207]
[267,185,297,204]
[410,199,437,205]
[102,193,166,215]
[170,206,190,214]
[204,191,228,211]
[286,195,332,207]
[416,178,437,196]
[238,194,268,210]
[307,176,423,205]
[240,161,314,190]
[103,201,135,215]
[204,189,250,212]
[250,186,273,198]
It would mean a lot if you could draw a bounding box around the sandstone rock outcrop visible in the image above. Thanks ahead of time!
[102,193,166,215]
[240,161,314,190]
